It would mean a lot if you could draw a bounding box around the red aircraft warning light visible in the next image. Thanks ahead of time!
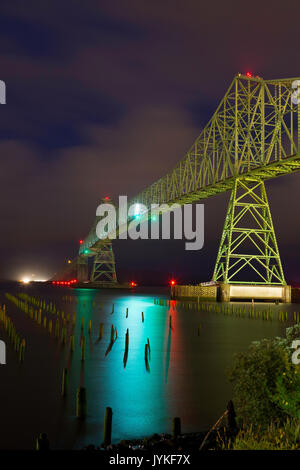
[246,72,253,78]
[79,239,83,245]
[170,279,176,286]
[130,281,137,287]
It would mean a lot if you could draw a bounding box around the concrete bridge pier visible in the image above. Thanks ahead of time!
[171,283,291,303]
[218,283,291,303]
[77,256,89,282]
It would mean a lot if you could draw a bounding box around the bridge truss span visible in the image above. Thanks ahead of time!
[131,75,300,208]
[77,74,300,289]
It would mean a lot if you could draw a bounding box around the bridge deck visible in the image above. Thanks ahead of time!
[79,74,300,253]
[168,152,300,205]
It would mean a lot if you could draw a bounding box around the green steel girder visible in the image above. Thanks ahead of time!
[81,74,300,253]
[127,75,300,208]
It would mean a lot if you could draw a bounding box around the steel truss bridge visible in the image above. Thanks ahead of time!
[55,74,300,288]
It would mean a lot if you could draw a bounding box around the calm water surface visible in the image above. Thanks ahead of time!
[0,284,294,449]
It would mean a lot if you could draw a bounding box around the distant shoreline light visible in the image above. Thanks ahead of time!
[20,277,47,284]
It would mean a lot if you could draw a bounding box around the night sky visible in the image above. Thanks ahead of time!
[0,0,300,285]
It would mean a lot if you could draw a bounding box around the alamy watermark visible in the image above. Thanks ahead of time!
[0,80,6,104]
[292,80,300,105]
[0,340,6,365]
[95,196,204,251]
[291,339,300,365]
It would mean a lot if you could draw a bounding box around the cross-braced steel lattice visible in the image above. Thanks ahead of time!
[90,241,117,284]
[213,177,285,285]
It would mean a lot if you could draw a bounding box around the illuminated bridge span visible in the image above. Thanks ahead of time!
[58,74,300,295]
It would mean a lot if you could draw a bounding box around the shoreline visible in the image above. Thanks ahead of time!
[80,429,226,452]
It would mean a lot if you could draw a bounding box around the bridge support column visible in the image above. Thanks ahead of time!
[77,256,89,282]
[213,177,286,286]
[282,285,291,303]
[90,240,117,285]
[218,283,231,302]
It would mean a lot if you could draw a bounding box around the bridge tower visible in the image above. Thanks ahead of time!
[213,177,285,285]
[77,255,89,282]
[90,240,117,284]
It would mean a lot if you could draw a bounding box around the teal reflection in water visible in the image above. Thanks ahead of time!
[64,289,171,448]
[0,285,293,449]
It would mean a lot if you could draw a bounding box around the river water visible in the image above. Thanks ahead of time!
[0,283,295,449]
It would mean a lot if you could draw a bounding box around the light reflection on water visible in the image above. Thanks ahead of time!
[0,285,293,449]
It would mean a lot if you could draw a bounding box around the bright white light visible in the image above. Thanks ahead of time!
[134,203,141,216]
[133,203,149,217]
[20,273,48,284]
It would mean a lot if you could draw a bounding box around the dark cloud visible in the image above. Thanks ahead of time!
[0,0,299,283]
[0,14,61,59]
[0,77,125,149]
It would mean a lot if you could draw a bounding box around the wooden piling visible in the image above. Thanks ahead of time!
[19,339,25,362]
[81,336,85,361]
[147,337,150,360]
[55,320,60,338]
[61,325,66,345]
[172,417,181,438]
[145,343,150,364]
[103,407,113,446]
[61,368,68,396]
[70,334,75,352]
[110,325,115,343]
[76,387,86,419]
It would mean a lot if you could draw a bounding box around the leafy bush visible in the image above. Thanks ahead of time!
[272,355,300,420]
[229,324,300,429]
